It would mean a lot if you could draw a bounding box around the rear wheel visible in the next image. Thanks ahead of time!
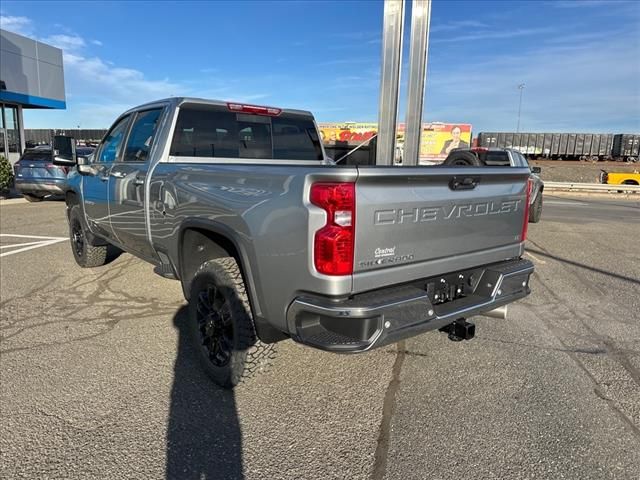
[68,205,108,267]
[528,193,543,223]
[188,257,276,389]
[23,194,44,202]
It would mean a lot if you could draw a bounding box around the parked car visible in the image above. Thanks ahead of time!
[53,97,534,388]
[444,147,544,223]
[599,169,640,186]
[14,146,94,202]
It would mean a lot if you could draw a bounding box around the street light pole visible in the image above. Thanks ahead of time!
[516,83,525,133]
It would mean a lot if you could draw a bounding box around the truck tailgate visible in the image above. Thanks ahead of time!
[353,166,530,292]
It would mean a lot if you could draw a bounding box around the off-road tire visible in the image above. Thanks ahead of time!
[528,193,543,223]
[68,205,108,267]
[188,257,276,389]
[24,194,44,202]
[443,150,483,166]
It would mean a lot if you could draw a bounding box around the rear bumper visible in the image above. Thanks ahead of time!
[286,258,534,352]
[15,179,65,195]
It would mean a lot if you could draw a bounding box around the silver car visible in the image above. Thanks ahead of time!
[14,146,94,202]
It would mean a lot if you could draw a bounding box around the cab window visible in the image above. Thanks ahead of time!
[123,108,163,162]
[97,115,131,163]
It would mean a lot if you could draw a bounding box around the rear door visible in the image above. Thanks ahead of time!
[108,107,164,259]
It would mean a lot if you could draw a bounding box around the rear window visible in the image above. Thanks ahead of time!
[20,150,51,162]
[480,151,511,166]
[170,104,323,160]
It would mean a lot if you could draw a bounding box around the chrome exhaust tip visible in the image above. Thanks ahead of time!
[483,305,508,320]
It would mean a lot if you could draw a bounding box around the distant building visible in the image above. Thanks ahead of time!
[0,28,66,164]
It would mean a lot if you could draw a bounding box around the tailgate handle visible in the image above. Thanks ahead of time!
[449,176,479,190]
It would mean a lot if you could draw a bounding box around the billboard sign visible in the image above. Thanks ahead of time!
[318,122,472,163]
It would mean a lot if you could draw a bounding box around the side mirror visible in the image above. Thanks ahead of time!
[531,166,542,174]
[52,135,77,166]
[77,155,97,175]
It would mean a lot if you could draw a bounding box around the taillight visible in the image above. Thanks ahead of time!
[521,179,533,242]
[227,102,282,116]
[310,182,355,276]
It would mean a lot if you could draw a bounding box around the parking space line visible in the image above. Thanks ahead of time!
[0,233,68,240]
[524,251,547,264]
[0,234,68,258]
[545,200,589,206]
[0,241,49,249]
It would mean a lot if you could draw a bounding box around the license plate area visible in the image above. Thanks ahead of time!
[423,259,533,315]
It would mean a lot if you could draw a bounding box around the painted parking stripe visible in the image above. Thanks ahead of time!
[0,233,68,239]
[524,251,547,264]
[545,200,589,206]
[0,234,68,258]
[0,240,50,249]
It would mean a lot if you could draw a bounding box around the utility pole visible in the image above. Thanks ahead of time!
[516,83,525,133]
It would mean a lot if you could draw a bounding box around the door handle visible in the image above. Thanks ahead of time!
[110,171,126,178]
[133,177,145,186]
[449,176,480,190]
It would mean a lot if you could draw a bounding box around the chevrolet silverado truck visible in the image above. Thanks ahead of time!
[53,97,534,388]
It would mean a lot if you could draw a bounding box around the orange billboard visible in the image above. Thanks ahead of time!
[318,122,472,162]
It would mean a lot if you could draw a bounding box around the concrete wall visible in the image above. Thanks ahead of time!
[0,29,66,109]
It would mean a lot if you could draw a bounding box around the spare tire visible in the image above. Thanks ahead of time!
[443,150,483,166]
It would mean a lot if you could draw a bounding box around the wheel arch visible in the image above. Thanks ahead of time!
[65,190,79,213]
[177,219,287,344]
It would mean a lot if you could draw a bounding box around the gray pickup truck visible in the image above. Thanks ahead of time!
[53,97,534,388]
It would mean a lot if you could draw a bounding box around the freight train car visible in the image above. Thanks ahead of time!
[476,132,638,162]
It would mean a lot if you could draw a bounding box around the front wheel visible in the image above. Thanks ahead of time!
[529,193,543,223]
[188,257,276,389]
[68,205,109,267]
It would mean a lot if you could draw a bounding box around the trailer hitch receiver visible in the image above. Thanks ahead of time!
[439,318,475,342]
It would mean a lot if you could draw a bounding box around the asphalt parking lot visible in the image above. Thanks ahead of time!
[1,195,639,480]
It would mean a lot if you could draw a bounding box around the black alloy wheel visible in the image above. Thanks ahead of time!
[71,218,85,258]
[196,283,234,368]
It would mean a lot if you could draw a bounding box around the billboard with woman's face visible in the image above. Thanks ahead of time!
[318,122,472,163]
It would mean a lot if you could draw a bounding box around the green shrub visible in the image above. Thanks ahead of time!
[0,155,14,195]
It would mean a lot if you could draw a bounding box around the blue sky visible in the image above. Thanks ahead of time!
[2,0,639,133]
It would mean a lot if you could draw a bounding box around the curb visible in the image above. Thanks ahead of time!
[0,198,28,205]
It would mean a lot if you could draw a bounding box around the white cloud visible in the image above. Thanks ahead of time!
[14,14,277,128]
[432,27,553,44]
[0,15,33,36]
[43,34,86,52]
[430,20,489,33]
[62,52,181,103]
[424,32,640,132]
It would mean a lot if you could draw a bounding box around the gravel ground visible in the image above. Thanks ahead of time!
[530,160,640,183]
